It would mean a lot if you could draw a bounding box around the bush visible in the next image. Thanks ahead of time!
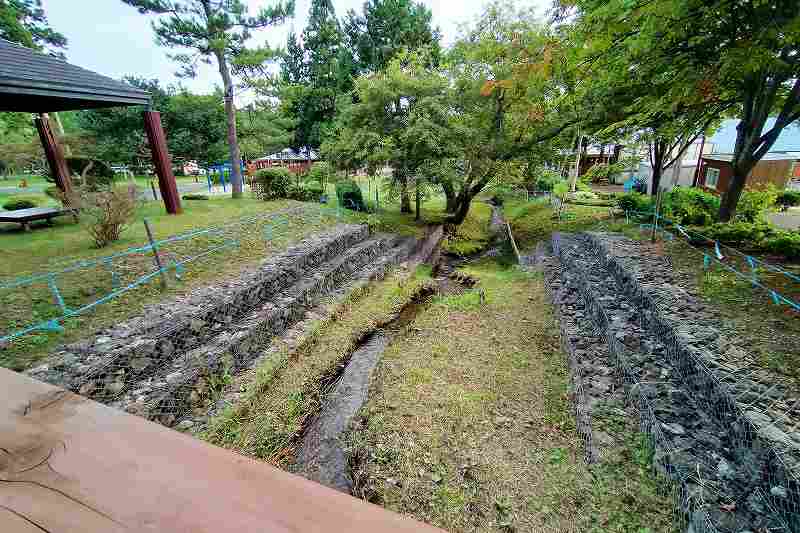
[735,185,777,223]
[764,232,800,259]
[336,180,366,211]
[252,168,293,200]
[82,187,137,248]
[776,190,800,210]
[182,193,209,200]
[306,162,333,187]
[3,197,38,210]
[699,222,778,247]
[616,192,653,214]
[662,187,720,226]
[287,184,324,202]
[532,169,561,192]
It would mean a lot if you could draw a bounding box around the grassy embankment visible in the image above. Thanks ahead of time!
[0,196,338,370]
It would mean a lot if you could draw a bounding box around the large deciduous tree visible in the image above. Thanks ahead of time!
[77,78,228,167]
[122,0,294,198]
[322,50,455,215]
[568,0,800,221]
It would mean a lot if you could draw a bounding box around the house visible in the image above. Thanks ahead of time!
[633,137,717,193]
[696,152,800,194]
[251,148,319,174]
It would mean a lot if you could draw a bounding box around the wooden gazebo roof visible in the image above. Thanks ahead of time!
[0,38,150,112]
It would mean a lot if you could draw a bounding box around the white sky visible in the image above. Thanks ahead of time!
[43,0,548,97]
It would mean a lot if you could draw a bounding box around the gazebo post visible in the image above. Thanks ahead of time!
[143,109,182,215]
[35,113,73,197]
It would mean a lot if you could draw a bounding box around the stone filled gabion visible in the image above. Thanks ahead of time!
[27,225,415,427]
[545,232,799,533]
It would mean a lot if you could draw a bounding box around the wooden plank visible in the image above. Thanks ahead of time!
[0,368,444,533]
[0,207,70,223]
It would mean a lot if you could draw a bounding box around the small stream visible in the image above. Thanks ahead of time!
[294,210,499,494]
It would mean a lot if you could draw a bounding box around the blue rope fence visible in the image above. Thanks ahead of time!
[0,204,350,345]
[622,209,800,313]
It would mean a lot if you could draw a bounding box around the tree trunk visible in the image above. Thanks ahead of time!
[650,164,663,196]
[398,169,411,213]
[415,178,421,221]
[448,194,472,225]
[719,155,756,222]
[215,50,243,199]
[442,180,457,213]
[569,133,582,192]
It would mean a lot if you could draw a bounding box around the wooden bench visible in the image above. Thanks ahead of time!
[0,207,77,231]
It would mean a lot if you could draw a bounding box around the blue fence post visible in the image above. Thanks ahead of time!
[104,258,120,290]
[47,273,69,315]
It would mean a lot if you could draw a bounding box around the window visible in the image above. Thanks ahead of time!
[706,167,720,189]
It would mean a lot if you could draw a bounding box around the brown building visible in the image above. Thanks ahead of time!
[697,152,800,194]
[250,148,319,175]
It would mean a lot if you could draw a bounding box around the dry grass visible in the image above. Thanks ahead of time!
[347,261,675,532]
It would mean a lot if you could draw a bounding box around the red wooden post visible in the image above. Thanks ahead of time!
[143,110,182,215]
[34,113,73,197]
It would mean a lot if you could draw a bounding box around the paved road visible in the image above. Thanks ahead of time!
[768,210,800,231]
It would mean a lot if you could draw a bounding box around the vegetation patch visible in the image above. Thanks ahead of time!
[505,200,610,250]
[347,260,674,532]
[203,266,435,466]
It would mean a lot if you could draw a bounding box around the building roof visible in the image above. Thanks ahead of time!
[710,119,800,152]
[703,151,800,163]
[256,148,319,161]
[0,38,150,112]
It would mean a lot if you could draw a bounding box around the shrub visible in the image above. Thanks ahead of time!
[699,222,778,247]
[764,232,800,259]
[776,190,800,210]
[532,169,561,192]
[336,180,366,211]
[287,184,324,202]
[182,193,209,200]
[306,162,333,187]
[3,197,38,210]
[616,192,653,214]
[252,168,293,200]
[82,187,137,248]
[735,185,777,223]
[662,187,720,226]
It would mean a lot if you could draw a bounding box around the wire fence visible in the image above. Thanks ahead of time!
[622,209,800,313]
[554,233,799,533]
[0,204,351,345]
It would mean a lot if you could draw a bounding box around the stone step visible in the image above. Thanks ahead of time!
[110,234,412,426]
[28,225,370,394]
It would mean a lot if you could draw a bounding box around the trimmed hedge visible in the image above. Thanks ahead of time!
[3,197,38,210]
[776,190,800,210]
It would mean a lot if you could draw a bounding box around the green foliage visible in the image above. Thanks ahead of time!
[699,222,779,247]
[64,157,115,190]
[616,192,653,214]
[252,168,293,200]
[3,197,38,210]
[661,187,720,226]
[765,232,800,259]
[552,180,570,199]
[305,161,333,187]
[734,186,777,223]
[182,194,209,201]
[776,190,800,210]
[533,169,561,192]
[0,0,67,53]
[287,183,324,202]
[343,0,441,74]
[582,162,627,184]
[335,179,366,211]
